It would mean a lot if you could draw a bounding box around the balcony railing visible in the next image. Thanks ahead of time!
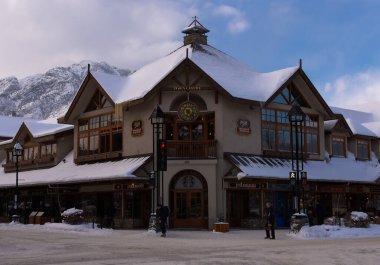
[167,140,217,159]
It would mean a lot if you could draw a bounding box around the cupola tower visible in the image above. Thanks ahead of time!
[182,17,209,45]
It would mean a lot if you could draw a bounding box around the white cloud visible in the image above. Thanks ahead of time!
[0,0,252,79]
[323,69,380,108]
[213,4,249,33]
[0,0,192,78]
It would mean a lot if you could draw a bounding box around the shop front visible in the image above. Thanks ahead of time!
[225,180,292,229]
[79,181,151,229]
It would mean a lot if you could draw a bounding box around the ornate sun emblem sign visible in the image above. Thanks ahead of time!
[178,101,199,121]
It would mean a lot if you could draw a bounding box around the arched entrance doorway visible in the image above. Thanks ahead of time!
[170,170,208,228]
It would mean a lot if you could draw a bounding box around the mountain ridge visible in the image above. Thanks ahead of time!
[0,61,130,120]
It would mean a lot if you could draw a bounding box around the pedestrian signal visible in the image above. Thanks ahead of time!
[289,171,296,185]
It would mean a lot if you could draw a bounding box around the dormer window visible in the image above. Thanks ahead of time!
[357,139,370,160]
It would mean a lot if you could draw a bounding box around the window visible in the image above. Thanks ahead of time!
[78,112,123,156]
[262,123,275,150]
[332,136,345,157]
[277,124,291,151]
[192,124,203,140]
[304,115,319,154]
[357,139,369,160]
[7,151,13,163]
[242,191,261,218]
[261,108,319,155]
[34,146,39,159]
[86,90,112,112]
[272,86,310,108]
[207,119,215,140]
[41,143,57,157]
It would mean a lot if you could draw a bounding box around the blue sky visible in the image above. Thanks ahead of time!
[1,0,380,108]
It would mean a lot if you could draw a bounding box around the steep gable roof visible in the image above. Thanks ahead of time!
[91,44,299,105]
[0,115,35,138]
[0,119,73,147]
[63,73,116,123]
[265,68,335,118]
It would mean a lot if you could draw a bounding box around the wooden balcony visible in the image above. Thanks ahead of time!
[167,140,217,159]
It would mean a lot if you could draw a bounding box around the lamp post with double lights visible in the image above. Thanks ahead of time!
[12,142,23,223]
[148,105,166,231]
[288,103,305,213]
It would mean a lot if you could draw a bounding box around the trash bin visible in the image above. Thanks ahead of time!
[29,211,38,224]
[35,212,48,225]
[290,213,309,233]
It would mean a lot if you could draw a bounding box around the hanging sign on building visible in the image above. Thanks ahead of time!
[235,182,267,189]
[236,119,251,134]
[131,120,143,136]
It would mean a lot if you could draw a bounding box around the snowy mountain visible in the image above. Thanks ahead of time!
[0,61,130,119]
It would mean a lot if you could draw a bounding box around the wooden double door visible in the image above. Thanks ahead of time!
[170,172,208,229]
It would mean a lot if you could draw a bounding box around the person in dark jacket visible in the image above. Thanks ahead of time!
[264,202,275,239]
[156,204,170,237]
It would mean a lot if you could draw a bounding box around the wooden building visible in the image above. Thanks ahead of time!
[0,18,379,229]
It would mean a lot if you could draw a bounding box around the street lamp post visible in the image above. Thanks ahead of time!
[12,142,23,223]
[148,105,164,232]
[288,103,305,213]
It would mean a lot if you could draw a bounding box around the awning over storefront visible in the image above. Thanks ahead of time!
[0,151,150,188]
[225,152,380,183]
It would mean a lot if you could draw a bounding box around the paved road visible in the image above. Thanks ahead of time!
[0,226,379,265]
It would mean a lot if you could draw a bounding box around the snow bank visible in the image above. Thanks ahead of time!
[289,224,380,239]
[351,211,368,221]
[0,222,112,235]
[61,207,83,217]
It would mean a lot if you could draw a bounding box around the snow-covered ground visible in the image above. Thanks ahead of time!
[3,221,380,239]
[0,222,380,265]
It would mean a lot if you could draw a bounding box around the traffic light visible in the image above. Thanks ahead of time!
[157,139,167,171]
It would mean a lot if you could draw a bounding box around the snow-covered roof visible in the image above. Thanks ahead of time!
[332,107,380,137]
[0,115,35,138]
[0,117,73,146]
[23,121,73,138]
[323,119,338,131]
[0,151,150,188]
[227,152,380,183]
[92,44,299,104]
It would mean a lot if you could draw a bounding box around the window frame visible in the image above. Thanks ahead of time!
[357,139,370,160]
[78,112,123,156]
[261,108,320,155]
[331,135,346,157]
